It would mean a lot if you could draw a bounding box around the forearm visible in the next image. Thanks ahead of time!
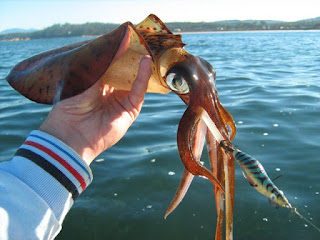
[0,130,92,240]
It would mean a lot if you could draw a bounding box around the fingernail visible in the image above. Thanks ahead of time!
[142,55,152,63]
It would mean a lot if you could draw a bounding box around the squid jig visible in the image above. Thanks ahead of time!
[220,140,320,233]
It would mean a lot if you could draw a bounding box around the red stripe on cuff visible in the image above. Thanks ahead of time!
[24,140,87,190]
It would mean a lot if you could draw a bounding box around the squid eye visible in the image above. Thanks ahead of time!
[270,194,276,201]
[166,73,189,94]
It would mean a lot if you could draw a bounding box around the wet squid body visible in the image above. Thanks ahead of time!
[6,15,236,240]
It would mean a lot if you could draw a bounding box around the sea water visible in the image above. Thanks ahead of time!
[0,30,319,240]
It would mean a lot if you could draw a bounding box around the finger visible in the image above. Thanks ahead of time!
[128,55,152,108]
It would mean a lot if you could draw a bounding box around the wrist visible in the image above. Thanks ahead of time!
[39,111,97,165]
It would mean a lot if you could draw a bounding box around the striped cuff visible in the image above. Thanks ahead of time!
[2,130,93,222]
[19,130,92,199]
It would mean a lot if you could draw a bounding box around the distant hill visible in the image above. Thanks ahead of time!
[298,16,320,22]
[214,20,284,24]
[1,17,319,41]
[0,28,37,35]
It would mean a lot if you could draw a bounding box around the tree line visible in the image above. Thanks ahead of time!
[1,18,319,41]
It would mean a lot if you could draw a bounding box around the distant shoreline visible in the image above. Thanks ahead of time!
[1,17,319,42]
[179,29,320,35]
[2,29,320,42]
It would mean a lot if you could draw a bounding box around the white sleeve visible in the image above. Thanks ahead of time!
[0,130,93,240]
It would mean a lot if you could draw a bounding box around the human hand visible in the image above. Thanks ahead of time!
[39,55,152,165]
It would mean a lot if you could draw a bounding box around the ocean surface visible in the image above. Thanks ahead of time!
[0,30,319,240]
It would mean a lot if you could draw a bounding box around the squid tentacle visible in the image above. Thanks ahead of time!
[164,168,194,219]
[177,106,225,192]
[165,117,207,218]
[206,132,225,240]
[217,102,236,140]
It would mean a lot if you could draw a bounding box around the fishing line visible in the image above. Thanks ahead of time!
[292,208,320,233]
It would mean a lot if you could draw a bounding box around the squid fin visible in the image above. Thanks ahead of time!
[6,22,137,104]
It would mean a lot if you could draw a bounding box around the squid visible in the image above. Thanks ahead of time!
[6,14,236,240]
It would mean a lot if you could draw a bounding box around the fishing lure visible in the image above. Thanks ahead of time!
[220,140,320,232]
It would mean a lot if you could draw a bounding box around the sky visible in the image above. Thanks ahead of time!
[1,0,320,32]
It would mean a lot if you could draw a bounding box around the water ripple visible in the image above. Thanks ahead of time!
[1,31,320,240]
